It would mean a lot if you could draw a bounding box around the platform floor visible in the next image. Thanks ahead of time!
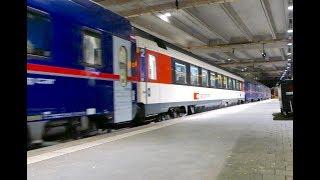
[27,99,293,180]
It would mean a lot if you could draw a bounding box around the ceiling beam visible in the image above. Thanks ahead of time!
[219,59,286,68]
[186,38,289,53]
[130,22,178,46]
[179,9,244,63]
[94,0,132,6]
[220,3,253,41]
[223,52,241,62]
[129,15,208,45]
[159,15,209,44]
[179,9,229,42]
[208,53,229,62]
[196,53,222,62]
[247,69,284,73]
[280,47,286,60]
[239,50,255,59]
[259,0,277,39]
[118,0,236,18]
[178,9,245,63]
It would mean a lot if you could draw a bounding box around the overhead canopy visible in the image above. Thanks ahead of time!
[94,0,293,82]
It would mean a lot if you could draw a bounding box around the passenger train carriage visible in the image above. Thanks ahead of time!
[133,34,246,119]
[27,0,270,146]
[27,0,137,145]
[244,80,271,102]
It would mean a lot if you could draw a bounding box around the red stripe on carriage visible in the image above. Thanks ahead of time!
[27,63,138,81]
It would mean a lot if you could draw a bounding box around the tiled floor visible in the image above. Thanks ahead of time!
[28,99,292,180]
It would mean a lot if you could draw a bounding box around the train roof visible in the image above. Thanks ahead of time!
[134,27,247,81]
[133,28,272,87]
[27,0,133,40]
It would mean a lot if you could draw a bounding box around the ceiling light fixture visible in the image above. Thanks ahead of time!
[288,5,293,11]
[287,29,293,33]
[261,43,266,59]
[287,43,293,46]
[158,12,171,22]
[175,0,179,9]
[164,12,171,17]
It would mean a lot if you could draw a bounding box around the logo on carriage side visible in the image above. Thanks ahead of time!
[194,93,199,100]
[27,77,56,85]
[193,92,210,100]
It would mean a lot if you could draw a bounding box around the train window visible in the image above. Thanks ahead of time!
[236,81,240,91]
[233,79,236,90]
[82,30,102,66]
[228,77,232,90]
[223,76,228,89]
[216,74,223,88]
[190,65,199,86]
[119,46,128,87]
[27,10,52,57]
[148,54,157,80]
[201,69,209,87]
[210,72,216,87]
[174,62,187,84]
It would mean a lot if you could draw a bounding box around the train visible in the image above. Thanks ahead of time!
[244,80,271,102]
[27,0,270,146]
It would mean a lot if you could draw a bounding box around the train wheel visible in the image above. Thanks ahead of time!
[87,120,98,136]
[187,106,195,115]
[161,113,167,121]
[165,114,171,120]
[155,115,161,122]
[169,108,178,119]
[172,110,178,119]
[67,119,81,140]
[155,114,163,122]
[179,112,186,117]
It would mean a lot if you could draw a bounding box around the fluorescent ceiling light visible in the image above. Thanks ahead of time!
[288,5,293,10]
[287,43,293,46]
[287,59,291,61]
[287,52,292,55]
[158,12,171,22]
[158,15,169,22]
[164,12,171,17]
[287,29,293,33]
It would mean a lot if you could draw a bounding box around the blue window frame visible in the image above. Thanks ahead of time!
[27,10,52,57]
[82,29,102,66]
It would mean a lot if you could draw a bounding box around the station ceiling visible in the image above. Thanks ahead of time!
[94,0,293,82]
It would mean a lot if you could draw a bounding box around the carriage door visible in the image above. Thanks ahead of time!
[145,53,160,105]
[138,49,159,106]
[113,36,132,123]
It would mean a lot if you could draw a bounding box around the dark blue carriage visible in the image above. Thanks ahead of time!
[244,80,271,102]
[27,0,137,145]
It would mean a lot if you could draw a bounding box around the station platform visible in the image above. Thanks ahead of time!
[27,99,292,180]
